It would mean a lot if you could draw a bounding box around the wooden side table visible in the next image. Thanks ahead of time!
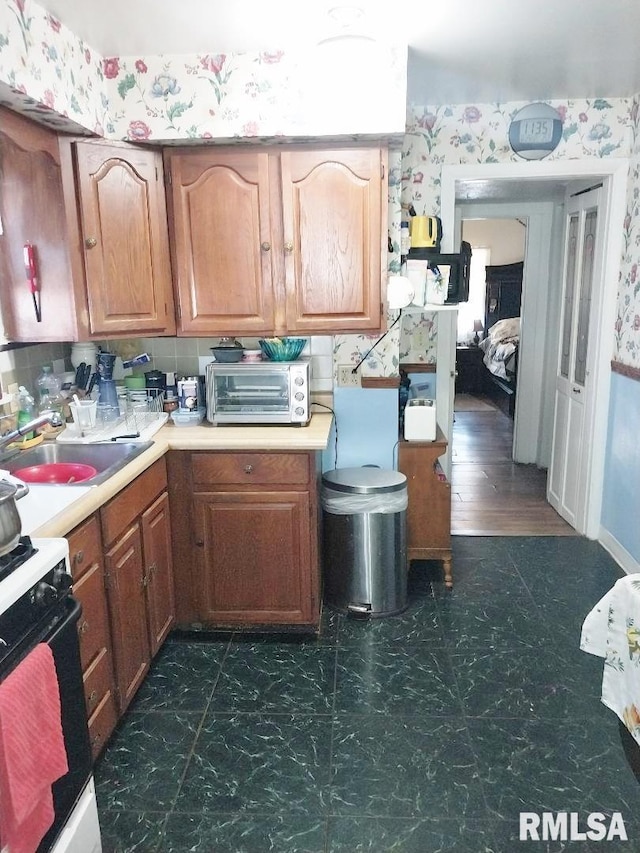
[397,426,452,588]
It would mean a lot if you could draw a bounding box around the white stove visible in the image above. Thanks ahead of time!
[0,535,102,853]
[0,537,69,615]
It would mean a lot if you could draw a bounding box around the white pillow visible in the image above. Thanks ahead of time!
[488,317,520,342]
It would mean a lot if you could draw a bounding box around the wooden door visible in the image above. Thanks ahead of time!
[166,148,276,335]
[0,108,78,342]
[548,187,602,532]
[280,147,385,333]
[74,141,175,336]
[104,523,150,712]
[194,490,313,625]
[141,491,175,657]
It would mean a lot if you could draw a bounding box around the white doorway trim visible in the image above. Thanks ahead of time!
[441,158,629,539]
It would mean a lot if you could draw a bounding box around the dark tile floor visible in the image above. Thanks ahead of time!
[95,536,640,852]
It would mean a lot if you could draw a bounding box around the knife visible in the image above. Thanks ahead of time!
[74,362,86,389]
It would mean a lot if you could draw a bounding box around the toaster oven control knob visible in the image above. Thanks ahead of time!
[294,392,305,401]
[295,407,305,417]
[294,376,304,386]
[33,581,57,609]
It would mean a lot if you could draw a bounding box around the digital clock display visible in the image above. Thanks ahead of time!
[508,103,563,160]
[518,118,554,144]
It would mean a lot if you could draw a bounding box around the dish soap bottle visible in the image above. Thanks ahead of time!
[17,386,36,439]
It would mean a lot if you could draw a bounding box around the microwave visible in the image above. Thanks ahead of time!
[206,359,311,425]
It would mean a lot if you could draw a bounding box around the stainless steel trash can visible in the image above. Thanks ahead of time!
[321,467,408,617]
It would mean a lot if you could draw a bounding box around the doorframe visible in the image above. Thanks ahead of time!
[454,200,557,466]
[440,159,629,539]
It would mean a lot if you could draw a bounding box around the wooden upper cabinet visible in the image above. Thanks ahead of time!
[281,148,385,333]
[166,144,386,336]
[166,148,276,335]
[0,108,80,342]
[65,141,176,336]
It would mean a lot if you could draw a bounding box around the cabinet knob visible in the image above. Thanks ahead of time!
[195,539,204,548]
[84,237,97,249]
[91,733,102,748]
[74,550,84,566]
[88,689,98,705]
[148,562,157,576]
[244,464,253,474]
[284,241,294,253]
[261,241,271,252]
[79,620,89,634]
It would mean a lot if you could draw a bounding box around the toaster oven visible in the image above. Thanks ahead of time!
[206,360,311,425]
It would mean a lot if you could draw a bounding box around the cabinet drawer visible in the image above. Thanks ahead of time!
[82,646,114,719]
[67,515,102,581]
[87,690,118,761]
[101,458,167,546]
[192,452,310,487]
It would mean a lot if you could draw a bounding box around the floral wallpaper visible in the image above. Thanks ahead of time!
[0,0,406,140]
[615,96,640,367]
[401,98,637,367]
[0,0,106,133]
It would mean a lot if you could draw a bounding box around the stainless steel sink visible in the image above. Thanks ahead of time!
[2,441,154,486]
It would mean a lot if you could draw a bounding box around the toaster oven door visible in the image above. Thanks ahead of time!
[208,366,291,422]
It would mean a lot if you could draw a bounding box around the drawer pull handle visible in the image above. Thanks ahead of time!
[84,237,97,249]
[244,464,253,474]
[79,620,89,634]
[74,550,84,565]
[148,562,157,576]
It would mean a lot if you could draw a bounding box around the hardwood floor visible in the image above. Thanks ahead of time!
[450,397,575,536]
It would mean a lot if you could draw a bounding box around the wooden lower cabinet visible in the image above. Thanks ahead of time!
[68,515,118,760]
[168,450,320,629]
[101,459,175,714]
[68,459,175,759]
[397,428,453,588]
[104,523,151,713]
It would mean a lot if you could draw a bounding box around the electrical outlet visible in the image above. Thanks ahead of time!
[337,364,361,388]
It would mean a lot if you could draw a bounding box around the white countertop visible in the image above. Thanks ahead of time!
[23,413,333,539]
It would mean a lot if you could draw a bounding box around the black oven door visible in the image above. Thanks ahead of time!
[0,596,92,853]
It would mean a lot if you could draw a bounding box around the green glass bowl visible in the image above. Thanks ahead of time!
[258,338,306,361]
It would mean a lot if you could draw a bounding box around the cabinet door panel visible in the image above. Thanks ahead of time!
[73,560,113,673]
[141,492,175,656]
[0,108,78,342]
[168,149,275,335]
[194,491,313,624]
[104,523,150,712]
[75,142,175,336]
[281,148,384,333]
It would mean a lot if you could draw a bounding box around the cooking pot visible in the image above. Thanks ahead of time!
[0,477,29,557]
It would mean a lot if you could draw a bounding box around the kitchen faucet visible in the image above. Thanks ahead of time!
[0,411,64,452]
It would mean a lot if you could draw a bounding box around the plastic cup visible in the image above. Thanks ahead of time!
[69,399,97,431]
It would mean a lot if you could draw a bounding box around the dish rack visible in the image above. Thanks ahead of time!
[57,388,169,444]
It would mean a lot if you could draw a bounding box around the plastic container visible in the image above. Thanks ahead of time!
[17,386,36,439]
[171,407,205,427]
[36,366,61,407]
[321,467,408,617]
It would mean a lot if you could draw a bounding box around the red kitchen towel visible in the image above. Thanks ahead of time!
[0,643,69,853]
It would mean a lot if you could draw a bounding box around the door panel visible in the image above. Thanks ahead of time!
[75,143,175,335]
[548,188,600,531]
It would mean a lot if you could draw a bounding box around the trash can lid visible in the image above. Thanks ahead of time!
[322,467,407,495]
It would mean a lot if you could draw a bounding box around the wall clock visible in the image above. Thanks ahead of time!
[508,103,563,160]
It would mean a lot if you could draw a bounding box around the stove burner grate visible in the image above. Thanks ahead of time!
[0,536,37,582]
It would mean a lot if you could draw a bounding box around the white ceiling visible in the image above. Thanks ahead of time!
[36,0,640,105]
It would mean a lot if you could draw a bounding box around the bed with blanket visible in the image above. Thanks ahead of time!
[479,260,523,417]
[479,317,520,416]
